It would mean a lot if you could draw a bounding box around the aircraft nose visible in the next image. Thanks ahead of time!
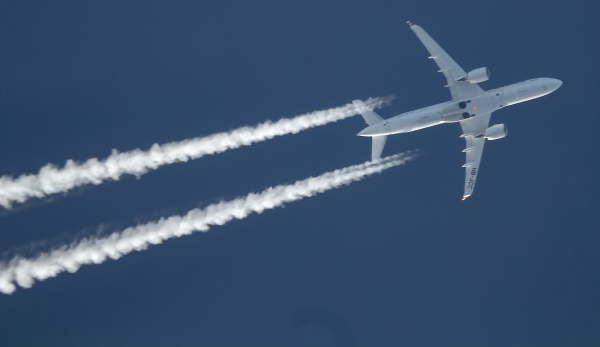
[548,78,563,92]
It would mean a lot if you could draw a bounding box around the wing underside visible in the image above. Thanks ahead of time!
[408,22,484,101]
[407,21,491,198]
[460,112,492,199]
[406,21,494,198]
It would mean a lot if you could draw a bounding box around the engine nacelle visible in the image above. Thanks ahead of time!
[459,67,490,84]
[483,124,507,140]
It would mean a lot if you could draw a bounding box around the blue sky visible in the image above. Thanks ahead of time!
[1,1,599,346]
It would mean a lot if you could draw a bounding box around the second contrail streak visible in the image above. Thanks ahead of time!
[0,153,414,294]
[0,97,392,209]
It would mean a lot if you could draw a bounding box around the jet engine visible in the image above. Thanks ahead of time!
[459,67,490,84]
[483,124,507,140]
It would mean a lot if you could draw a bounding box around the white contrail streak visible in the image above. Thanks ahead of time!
[0,97,392,209]
[0,153,414,294]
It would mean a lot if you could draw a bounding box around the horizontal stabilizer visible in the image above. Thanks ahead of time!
[372,135,388,161]
[353,100,384,126]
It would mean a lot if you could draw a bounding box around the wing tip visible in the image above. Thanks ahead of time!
[407,21,415,27]
[462,195,470,201]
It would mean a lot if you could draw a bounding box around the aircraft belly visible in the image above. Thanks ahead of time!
[419,112,442,127]
[390,114,421,133]
[415,120,442,131]
[398,111,441,132]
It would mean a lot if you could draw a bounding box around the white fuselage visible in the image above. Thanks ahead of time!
[357,78,562,137]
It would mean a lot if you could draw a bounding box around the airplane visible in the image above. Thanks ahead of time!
[354,21,562,200]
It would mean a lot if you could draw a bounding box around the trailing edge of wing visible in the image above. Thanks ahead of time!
[459,112,492,199]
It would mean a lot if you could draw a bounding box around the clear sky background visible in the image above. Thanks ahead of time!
[1,1,598,346]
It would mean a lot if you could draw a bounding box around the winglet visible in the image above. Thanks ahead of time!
[407,21,415,27]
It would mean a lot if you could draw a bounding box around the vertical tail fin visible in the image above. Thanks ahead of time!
[372,135,388,161]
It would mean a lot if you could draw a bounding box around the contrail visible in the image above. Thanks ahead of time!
[0,97,392,209]
[0,153,414,294]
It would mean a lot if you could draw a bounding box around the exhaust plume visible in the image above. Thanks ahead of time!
[0,153,414,294]
[0,97,392,209]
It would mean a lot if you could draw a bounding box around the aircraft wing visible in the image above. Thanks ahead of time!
[459,112,492,200]
[408,22,484,101]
